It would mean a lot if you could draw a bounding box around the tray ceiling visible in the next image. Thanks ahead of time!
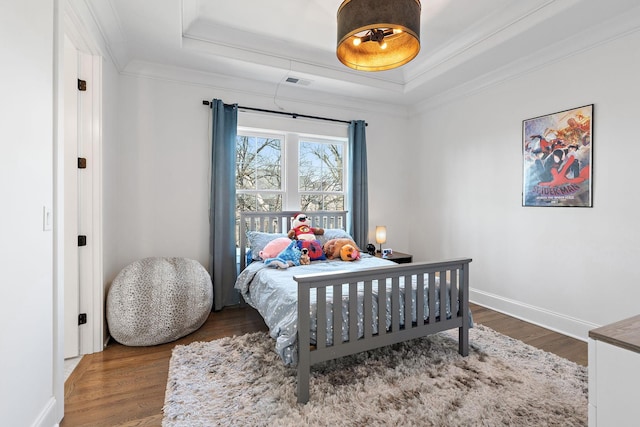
[86,0,640,108]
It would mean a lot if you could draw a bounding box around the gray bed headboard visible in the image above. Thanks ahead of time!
[238,210,348,271]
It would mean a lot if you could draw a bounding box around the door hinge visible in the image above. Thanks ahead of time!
[78,235,87,247]
[78,79,87,91]
[78,157,87,169]
[78,313,87,325]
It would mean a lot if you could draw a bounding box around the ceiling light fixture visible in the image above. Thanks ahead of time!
[336,0,421,72]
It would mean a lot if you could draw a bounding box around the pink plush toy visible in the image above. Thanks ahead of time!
[259,237,292,260]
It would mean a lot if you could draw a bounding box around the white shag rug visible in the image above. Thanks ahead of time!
[163,325,587,426]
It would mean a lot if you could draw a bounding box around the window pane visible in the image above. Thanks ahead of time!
[323,144,343,169]
[300,194,344,211]
[322,167,343,191]
[236,193,256,213]
[256,141,281,190]
[236,136,255,190]
[299,141,343,193]
[299,169,321,191]
[236,193,282,213]
[323,195,344,211]
[299,142,320,191]
[236,135,282,191]
[300,194,323,211]
[299,142,323,168]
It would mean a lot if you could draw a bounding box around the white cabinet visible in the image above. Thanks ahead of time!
[588,315,640,427]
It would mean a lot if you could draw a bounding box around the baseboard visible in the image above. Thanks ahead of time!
[470,288,599,342]
[32,396,61,427]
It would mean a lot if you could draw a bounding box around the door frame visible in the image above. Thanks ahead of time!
[63,33,80,359]
[63,2,104,354]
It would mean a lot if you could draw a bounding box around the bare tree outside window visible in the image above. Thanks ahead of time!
[235,134,283,213]
[299,141,344,211]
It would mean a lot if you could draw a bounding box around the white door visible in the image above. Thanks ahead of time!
[64,34,80,359]
[63,9,104,357]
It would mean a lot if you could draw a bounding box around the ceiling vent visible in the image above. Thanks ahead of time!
[285,77,312,86]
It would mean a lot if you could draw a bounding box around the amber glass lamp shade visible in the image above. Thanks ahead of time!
[337,0,421,72]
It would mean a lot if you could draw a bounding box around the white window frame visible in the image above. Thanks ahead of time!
[237,124,348,212]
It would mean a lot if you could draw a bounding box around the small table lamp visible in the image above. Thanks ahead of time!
[375,226,387,253]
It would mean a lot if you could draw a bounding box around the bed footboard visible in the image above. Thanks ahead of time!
[294,258,472,404]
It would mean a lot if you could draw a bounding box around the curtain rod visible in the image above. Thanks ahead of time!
[202,100,366,126]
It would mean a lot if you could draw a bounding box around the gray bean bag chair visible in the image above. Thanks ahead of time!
[107,257,213,346]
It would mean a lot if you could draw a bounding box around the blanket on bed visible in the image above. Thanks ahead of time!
[235,255,467,366]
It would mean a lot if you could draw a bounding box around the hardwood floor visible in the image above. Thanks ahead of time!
[61,303,587,426]
[470,304,587,366]
[62,306,269,426]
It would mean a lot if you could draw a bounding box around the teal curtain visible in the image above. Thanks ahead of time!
[210,99,238,310]
[348,120,369,249]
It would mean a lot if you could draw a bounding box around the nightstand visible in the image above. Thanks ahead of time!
[375,251,413,264]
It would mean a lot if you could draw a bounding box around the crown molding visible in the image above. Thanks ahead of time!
[67,0,126,70]
[411,4,640,115]
[120,60,411,120]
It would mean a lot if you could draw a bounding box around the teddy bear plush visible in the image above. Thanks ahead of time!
[323,238,361,261]
[264,240,302,269]
[299,247,311,265]
[287,213,324,241]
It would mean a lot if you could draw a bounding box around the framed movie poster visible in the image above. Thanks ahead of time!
[522,104,593,207]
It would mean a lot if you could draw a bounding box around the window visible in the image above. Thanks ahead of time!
[235,132,284,212]
[298,139,344,211]
[235,128,347,216]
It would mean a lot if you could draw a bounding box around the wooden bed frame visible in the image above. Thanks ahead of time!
[239,211,472,403]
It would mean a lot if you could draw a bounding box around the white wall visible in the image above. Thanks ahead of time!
[104,75,412,283]
[0,1,61,425]
[101,54,121,342]
[410,28,640,339]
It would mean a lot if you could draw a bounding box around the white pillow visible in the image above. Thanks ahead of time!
[318,229,354,246]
